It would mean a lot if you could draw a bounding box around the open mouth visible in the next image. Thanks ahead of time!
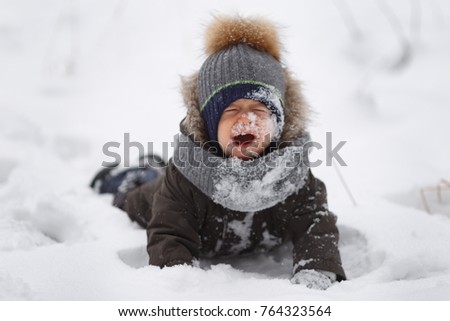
[232,134,256,147]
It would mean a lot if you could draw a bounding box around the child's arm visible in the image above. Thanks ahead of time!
[290,171,346,287]
[146,161,203,268]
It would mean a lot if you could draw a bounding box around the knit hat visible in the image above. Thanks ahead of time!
[197,16,286,143]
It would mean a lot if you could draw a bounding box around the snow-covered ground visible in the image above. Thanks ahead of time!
[1,0,450,300]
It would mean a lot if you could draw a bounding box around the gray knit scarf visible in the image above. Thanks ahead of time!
[172,133,311,212]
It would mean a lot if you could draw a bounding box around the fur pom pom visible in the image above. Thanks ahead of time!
[204,15,282,61]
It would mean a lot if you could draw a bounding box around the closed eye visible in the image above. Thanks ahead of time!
[253,108,270,114]
[224,108,239,113]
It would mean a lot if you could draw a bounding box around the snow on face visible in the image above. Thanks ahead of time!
[245,87,284,140]
[219,100,277,159]
[229,111,275,141]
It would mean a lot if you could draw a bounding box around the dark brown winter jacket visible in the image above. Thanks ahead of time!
[123,69,346,281]
[125,158,346,280]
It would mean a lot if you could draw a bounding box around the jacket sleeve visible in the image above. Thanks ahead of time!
[290,170,346,281]
[146,162,202,268]
[124,176,164,229]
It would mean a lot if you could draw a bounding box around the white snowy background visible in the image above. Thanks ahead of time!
[1,0,450,300]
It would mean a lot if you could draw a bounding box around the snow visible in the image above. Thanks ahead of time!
[212,143,308,212]
[291,269,334,290]
[227,212,255,253]
[1,0,450,301]
[246,85,285,139]
[230,111,269,139]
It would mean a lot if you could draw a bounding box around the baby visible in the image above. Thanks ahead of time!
[92,15,346,290]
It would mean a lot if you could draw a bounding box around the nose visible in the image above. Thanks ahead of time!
[238,113,252,123]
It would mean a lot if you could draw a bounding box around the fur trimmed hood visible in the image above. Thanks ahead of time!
[180,68,310,144]
[180,15,310,145]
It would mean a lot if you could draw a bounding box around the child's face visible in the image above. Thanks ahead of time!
[217,99,275,160]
